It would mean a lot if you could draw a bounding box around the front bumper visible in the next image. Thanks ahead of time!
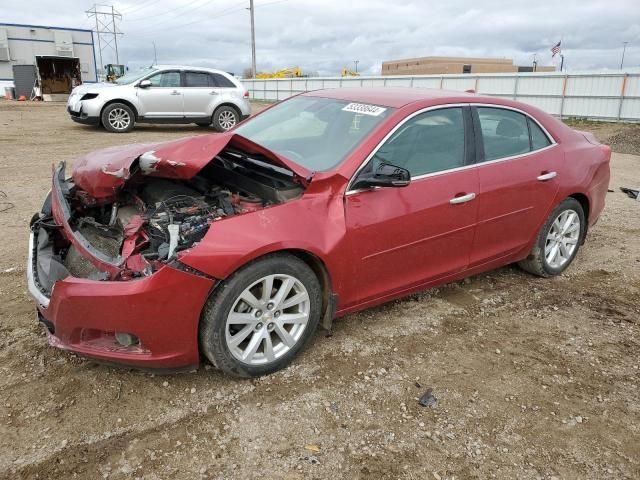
[27,178,217,369]
[68,106,100,126]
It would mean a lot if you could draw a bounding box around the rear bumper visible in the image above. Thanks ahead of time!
[68,106,100,126]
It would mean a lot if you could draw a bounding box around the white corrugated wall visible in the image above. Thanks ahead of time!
[242,72,640,122]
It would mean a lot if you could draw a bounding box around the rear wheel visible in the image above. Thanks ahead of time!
[212,105,239,132]
[101,102,135,133]
[199,254,322,377]
[518,198,585,277]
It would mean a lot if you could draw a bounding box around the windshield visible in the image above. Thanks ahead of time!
[114,68,157,85]
[235,96,395,171]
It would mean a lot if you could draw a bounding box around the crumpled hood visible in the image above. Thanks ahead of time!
[72,132,312,200]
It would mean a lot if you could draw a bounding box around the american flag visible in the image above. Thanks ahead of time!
[551,41,562,57]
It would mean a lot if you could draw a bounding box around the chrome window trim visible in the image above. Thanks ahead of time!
[345,102,558,196]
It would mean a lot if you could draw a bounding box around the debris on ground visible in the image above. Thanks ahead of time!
[620,187,640,200]
[418,388,439,408]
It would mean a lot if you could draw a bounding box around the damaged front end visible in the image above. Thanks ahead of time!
[31,134,308,289]
[27,134,308,367]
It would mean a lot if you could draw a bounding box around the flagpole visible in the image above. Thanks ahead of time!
[560,54,564,72]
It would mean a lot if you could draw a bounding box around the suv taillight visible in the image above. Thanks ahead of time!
[243,91,250,98]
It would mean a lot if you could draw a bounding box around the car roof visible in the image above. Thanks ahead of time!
[154,65,232,76]
[303,87,485,108]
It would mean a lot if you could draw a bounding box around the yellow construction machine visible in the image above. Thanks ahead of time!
[105,64,126,82]
[341,67,360,77]
[255,67,303,79]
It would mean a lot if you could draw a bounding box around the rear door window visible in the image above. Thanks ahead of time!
[476,107,530,161]
[184,72,211,87]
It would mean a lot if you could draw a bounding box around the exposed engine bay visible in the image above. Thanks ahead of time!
[31,148,304,289]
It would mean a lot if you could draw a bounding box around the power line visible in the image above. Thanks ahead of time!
[124,0,210,22]
[129,1,247,36]
[118,0,158,14]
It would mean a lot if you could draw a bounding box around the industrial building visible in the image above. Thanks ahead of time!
[0,23,97,99]
[381,56,555,75]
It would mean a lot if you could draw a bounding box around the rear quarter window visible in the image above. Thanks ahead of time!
[212,73,236,88]
[528,117,552,150]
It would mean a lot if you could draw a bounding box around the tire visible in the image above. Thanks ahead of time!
[212,105,239,132]
[101,102,135,133]
[518,198,586,277]
[199,254,322,377]
[195,122,211,127]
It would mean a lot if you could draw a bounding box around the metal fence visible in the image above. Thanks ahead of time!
[243,72,640,122]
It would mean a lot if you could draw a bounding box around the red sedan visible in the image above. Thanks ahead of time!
[28,88,611,377]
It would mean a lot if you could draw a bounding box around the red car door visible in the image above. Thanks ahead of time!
[341,106,480,308]
[469,106,560,267]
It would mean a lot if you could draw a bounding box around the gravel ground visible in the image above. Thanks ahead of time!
[0,102,638,480]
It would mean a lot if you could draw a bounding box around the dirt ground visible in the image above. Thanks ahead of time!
[0,101,638,480]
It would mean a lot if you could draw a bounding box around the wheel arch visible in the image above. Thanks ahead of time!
[204,248,335,328]
[100,98,139,124]
[568,192,590,241]
[213,102,241,118]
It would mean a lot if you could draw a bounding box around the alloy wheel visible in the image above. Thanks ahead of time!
[545,209,580,269]
[225,274,310,365]
[108,108,131,131]
[218,110,237,130]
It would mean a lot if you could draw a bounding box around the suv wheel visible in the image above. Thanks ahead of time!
[199,254,322,377]
[212,105,239,132]
[101,103,135,133]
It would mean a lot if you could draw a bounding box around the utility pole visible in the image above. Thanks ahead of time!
[152,41,158,66]
[86,4,123,79]
[620,41,628,70]
[354,60,359,73]
[532,53,537,72]
[249,0,257,78]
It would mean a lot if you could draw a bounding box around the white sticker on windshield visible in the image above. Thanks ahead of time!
[342,102,387,116]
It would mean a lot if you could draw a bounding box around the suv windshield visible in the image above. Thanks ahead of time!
[114,68,157,85]
[235,96,394,171]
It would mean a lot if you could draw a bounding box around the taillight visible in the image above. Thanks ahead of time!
[243,91,250,98]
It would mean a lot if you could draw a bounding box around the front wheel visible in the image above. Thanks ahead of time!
[199,254,322,377]
[101,102,135,133]
[518,197,586,277]
[212,105,239,132]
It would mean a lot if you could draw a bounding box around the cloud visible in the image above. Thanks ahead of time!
[5,0,640,75]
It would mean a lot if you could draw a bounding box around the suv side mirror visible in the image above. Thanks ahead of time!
[351,163,411,190]
[138,79,152,88]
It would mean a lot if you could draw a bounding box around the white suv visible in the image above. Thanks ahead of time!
[67,65,251,133]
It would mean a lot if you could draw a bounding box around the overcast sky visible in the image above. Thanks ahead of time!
[6,0,640,75]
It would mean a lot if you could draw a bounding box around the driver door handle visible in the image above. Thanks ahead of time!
[170,90,181,95]
[449,192,476,204]
[537,171,557,181]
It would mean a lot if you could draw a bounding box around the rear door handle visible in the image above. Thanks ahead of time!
[170,90,181,95]
[537,171,557,181]
[449,192,476,204]
[209,90,218,95]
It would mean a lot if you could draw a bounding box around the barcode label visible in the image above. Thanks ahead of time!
[342,102,387,116]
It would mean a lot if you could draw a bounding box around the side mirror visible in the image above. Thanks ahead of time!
[138,79,152,88]
[351,163,411,190]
